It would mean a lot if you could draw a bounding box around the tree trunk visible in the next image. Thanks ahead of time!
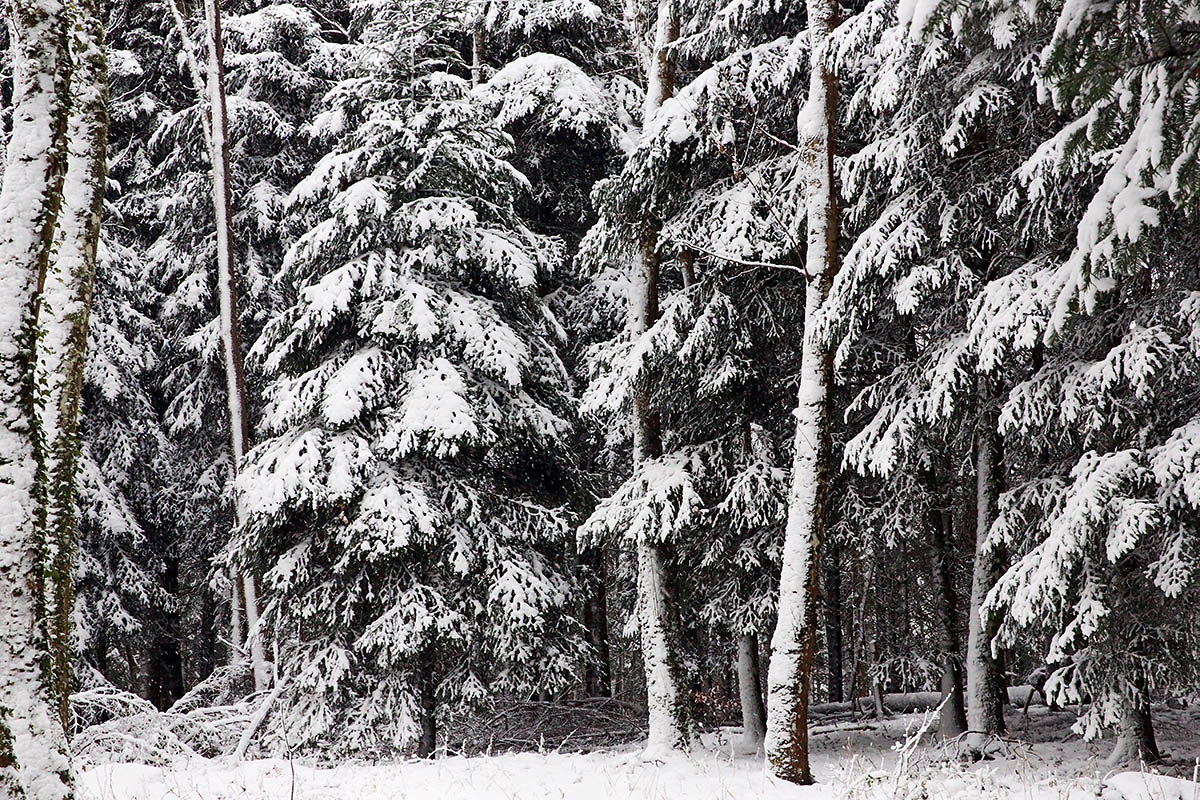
[1107,689,1160,767]
[823,540,843,703]
[632,0,690,758]
[928,473,967,738]
[737,633,767,752]
[765,0,838,780]
[202,0,268,693]
[965,394,1006,751]
[582,549,612,697]
[0,0,76,796]
[470,8,486,87]
[417,654,438,758]
[36,0,109,731]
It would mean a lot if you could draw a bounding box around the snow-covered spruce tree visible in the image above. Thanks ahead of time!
[824,0,1077,747]
[963,0,1200,765]
[74,237,173,701]
[230,0,581,757]
[473,10,633,697]
[473,17,629,252]
[576,0,695,757]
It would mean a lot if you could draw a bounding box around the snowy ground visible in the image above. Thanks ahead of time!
[80,707,1200,800]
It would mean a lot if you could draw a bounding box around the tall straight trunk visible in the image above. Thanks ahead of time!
[966,394,1006,750]
[860,540,885,718]
[632,0,690,757]
[0,0,75,797]
[36,0,109,731]
[737,633,767,751]
[822,540,844,703]
[765,0,839,782]
[202,0,267,693]
[928,478,967,738]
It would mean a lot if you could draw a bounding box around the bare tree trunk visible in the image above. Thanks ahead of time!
[966,393,1006,752]
[822,540,844,703]
[927,472,967,738]
[201,0,268,693]
[470,6,486,87]
[0,0,76,796]
[36,0,109,732]
[737,634,767,752]
[859,538,886,718]
[229,576,244,666]
[631,0,690,758]
[417,651,438,758]
[165,0,267,691]
[582,549,612,697]
[765,0,839,782]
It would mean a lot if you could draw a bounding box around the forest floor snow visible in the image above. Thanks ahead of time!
[80,706,1200,800]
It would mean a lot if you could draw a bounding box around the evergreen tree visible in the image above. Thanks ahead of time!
[230,0,582,756]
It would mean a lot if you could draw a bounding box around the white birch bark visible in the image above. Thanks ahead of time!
[0,0,75,797]
[765,0,839,783]
[631,0,689,758]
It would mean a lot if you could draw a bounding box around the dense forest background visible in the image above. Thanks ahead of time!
[1,0,1199,796]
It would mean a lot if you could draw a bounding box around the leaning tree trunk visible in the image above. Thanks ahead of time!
[631,0,690,758]
[36,0,109,733]
[965,392,1006,752]
[0,0,76,797]
[765,0,839,783]
[927,472,967,738]
[202,0,268,693]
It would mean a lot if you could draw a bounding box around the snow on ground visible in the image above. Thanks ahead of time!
[80,707,1200,800]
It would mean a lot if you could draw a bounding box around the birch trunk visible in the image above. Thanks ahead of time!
[36,0,109,732]
[202,0,268,693]
[631,0,689,757]
[0,0,75,796]
[765,0,838,782]
[965,395,1006,751]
